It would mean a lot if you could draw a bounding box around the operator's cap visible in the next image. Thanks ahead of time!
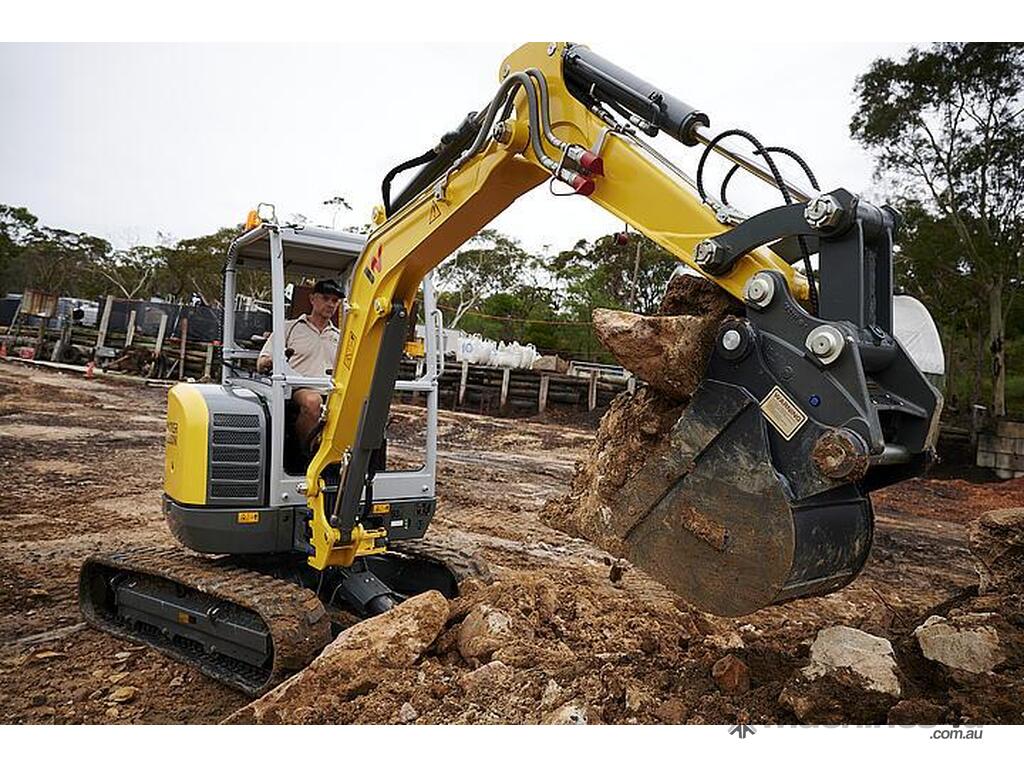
[312,279,345,298]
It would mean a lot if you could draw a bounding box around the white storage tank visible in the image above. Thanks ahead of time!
[456,334,496,365]
[893,295,945,388]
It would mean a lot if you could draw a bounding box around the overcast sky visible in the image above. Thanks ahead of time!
[0,42,913,255]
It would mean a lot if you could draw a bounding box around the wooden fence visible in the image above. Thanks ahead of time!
[396,359,634,415]
[1,318,633,416]
[0,316,219,381]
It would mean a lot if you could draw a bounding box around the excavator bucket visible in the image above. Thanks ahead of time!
[560,262,940,617]
[632,260,938,616]
[619,379,874,616]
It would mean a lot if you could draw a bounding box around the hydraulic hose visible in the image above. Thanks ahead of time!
[525,68,569,153]
[386,112,481,216]
[719,146,820,207]
[382,147,443,217]
[696,129,820,313]
[437,70,560,196]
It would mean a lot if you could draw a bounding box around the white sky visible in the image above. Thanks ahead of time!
[0,41,914,255]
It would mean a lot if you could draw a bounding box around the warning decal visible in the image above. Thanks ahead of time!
[342,330,357,369]
[759,386,808,441]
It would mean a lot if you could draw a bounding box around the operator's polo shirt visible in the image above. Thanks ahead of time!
[259,314,341,379]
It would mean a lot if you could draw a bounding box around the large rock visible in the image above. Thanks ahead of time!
[913,614,1006,674]
[968,508,1024,593]
[222,591,449,724]
[802,626,901,696]
[457,604,514,662]
[591,309,723,401]
[592,274,741,403]
[658,273,743,318]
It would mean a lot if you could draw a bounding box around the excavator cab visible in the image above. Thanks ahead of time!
[80,211,466,694]
[159,214,445,556]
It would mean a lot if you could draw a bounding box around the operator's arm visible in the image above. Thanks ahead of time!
[256,334,273,374]
[256,328,296,374]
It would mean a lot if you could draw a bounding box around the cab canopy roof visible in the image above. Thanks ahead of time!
[229,224,367,279]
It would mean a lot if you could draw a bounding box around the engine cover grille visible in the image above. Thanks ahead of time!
[208,404,265,507]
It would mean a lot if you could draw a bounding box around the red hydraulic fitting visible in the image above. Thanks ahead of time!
[560,169,596,196]
[566,145,605,176]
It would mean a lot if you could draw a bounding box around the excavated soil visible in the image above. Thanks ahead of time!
[2,359,1024,724]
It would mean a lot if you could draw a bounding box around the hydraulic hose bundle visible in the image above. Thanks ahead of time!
[383,65,606,216]
[696,129,822,314]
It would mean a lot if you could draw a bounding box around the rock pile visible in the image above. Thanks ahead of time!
[778,507,1024,724]
[903,507,1024,722]
[222,590,449,725]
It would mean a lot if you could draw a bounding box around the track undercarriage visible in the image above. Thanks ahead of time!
[79,541,487,695]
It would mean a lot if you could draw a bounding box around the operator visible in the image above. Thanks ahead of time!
[256,279,344,450]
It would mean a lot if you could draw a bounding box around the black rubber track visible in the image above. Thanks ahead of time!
[391,539,494,585]
[79,546,332,696]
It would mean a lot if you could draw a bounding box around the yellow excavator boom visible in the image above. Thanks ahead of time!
[304,42,801,568]
[303,42,939,621]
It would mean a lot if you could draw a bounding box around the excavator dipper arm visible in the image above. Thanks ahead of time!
[302,43,941,616]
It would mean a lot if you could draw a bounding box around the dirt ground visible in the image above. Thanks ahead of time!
[2,358,1023,724]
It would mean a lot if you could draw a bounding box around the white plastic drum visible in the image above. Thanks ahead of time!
[892,295,945,383]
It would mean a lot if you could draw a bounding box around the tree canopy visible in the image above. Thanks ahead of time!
[434,229,534,328]
[0,210,256,309]
[852,42,1024,415]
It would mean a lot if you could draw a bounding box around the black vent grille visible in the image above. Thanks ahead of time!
[210,482,259,499]
[212,429,260,446]
[211,446,260,463]
[213,413,260,428]
[208,411,264,505]
[211,464,261,481]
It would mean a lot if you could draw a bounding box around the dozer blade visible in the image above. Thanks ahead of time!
[620,379,872,616]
